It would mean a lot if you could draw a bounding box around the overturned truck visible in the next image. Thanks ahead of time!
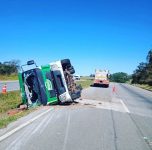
[18,59,82,107]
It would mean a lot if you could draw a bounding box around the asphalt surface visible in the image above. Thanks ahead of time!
[0,80,19,92]
[0,83,152,150]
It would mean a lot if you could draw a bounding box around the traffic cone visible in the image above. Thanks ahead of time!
[2,84,7,94]
[112,86,116,93]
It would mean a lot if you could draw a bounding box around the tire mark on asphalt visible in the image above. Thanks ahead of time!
[119,84,152,105]
[110,110,118,150]
[31,110,56,135]
[128,114,152,150]
[5,123,36,150]
[109,97,118,150]
[62,109,71,150]
[116,84,152,150]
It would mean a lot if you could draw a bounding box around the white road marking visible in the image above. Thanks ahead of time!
[0,107,54,142]
[120,99,130,113]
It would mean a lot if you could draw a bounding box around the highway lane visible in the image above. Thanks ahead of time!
[116,83,152,148]
[0,80,19,92]
[0,83,152,150]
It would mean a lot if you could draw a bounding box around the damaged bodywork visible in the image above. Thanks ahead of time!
[18,59,82,107]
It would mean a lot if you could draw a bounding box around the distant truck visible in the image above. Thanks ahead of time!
[93,69,110,87]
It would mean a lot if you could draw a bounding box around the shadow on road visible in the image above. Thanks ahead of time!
[90,84,109,88]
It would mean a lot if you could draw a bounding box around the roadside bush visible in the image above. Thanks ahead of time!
[132,50,152,86]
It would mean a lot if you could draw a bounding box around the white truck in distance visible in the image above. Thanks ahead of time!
[93,69,110,88]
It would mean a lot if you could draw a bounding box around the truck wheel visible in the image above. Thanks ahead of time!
[61,59,71,69]
[67,66,75,74]
[69,68,75,74]
[67,66,74,70]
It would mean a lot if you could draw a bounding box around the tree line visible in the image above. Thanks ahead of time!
[0,60,20,75]
[110,72,130,83]
[132,50,152,86]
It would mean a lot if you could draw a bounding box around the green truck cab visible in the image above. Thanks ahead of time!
[18,59,82,107]
[18,61,58,106]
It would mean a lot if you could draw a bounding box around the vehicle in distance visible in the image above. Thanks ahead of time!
[93,69,110,88]
[73,75,80,80]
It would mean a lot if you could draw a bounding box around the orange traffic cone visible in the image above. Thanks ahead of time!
[112,86,116,93]
[2,84,7,94]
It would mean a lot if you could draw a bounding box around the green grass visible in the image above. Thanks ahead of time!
[133,84,152,92]
[77,79,93,89]
[0,78,93,128]
[0,74,18,81]
[0,109,34,128]
[0,91,35,128]
[80,76,94,80]
[0,91,21,113]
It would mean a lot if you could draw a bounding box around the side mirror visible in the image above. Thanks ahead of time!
[27,60,35,65]
[20,60,38,72]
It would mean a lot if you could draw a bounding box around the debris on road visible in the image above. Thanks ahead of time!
[75,99,102,107]
[143,137,152,146]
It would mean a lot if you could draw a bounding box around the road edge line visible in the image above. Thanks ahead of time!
[120,99,130,113]
[0,107,54,142]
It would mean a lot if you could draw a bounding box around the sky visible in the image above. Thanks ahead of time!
[0,0,152,75]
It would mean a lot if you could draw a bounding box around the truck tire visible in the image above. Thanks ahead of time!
[67,66,74,70]
[67,66,75,74]
[64,66,75,74]
[69,68,75,74]
[61,59,71,69]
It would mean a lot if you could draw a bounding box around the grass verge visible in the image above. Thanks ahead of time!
[0,78,93,128]
[0,91,35,128]
[132,84,152,92]
[77,79,93,89]
[0,91,21,113]
[0,109,35,128]
[0,74,18,81]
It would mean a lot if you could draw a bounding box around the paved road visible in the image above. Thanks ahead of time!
[0,83,152,150]
[0,80,19,92]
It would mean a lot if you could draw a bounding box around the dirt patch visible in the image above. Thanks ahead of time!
[52,99,103,110]
[52,102,90,110]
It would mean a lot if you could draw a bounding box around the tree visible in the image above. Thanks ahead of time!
[90,74,95,77]
[132,49,152,85]
[0,60,20,75]
[147,50,152,64]
[132,62,148,84]
[110,72,129,83]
